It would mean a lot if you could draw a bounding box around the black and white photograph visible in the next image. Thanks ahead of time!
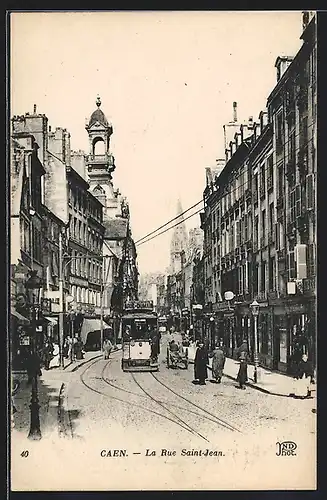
[8,10,317,491]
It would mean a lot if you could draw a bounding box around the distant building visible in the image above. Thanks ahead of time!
[169,199,188,274]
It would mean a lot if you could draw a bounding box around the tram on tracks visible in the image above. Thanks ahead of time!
[121,300,160,372]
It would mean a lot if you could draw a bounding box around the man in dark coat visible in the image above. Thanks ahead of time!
[194,342,209,385]
[236,350,248,389]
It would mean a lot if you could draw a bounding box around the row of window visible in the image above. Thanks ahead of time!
[68,186,102,222]
[70,250,102,282]
[70,285,101,307]
[69,215,102,252]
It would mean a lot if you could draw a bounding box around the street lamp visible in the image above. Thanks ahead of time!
[25,270,43,440]
[250,300,260,383]
[209,316,215,350]
[66,295,75,362]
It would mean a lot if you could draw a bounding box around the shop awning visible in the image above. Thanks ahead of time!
[44,316,57,325]
[80,318,111,345]
[11,308,30,324]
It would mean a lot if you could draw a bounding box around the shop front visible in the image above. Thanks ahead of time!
[270,296,315,374]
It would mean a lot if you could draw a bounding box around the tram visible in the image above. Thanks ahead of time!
[121,300,160,372]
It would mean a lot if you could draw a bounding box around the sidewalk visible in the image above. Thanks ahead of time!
[11,350,105,435]
[187,344,316,398]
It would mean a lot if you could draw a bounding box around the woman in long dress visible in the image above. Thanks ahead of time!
[236,351,248,389]
[210,344,226,383]
[194,342,209,385]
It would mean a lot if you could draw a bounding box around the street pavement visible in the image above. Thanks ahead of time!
[186,343,316,398]
[11,333,316,490]
[12,333,316,442]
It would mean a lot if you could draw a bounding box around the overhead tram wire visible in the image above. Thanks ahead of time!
[136,207,204,247]
[135,129,315,247]
[134,199,204,244]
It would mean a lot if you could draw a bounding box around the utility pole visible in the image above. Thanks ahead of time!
[59,230,64,368]
[100,255,111,351]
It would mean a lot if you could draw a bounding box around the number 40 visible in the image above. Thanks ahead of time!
[20,450,29,457]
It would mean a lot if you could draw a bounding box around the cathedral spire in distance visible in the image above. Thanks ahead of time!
[169,197,189,274]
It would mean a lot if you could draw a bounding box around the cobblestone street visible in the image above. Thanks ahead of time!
[11,334,316,490]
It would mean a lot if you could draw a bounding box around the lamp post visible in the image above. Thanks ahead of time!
[250,300,260,383]
[209,316,215,351]
[66,295,75,362]
[25,270,43,440]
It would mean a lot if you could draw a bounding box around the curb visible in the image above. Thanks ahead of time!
[64,346,123,373]
[58,383,73,438]
[188,358,293,398]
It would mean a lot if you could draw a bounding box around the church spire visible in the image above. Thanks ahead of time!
[169,197,189,274]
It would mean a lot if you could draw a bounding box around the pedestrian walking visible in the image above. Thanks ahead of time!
[74,338,84,360]
[103,338,113,360]
[64,335,72,359]
[49,343,60,369]
[236,351,248,389]
[293,353,314,398]
[42,338,54,370]
[194,342,209,385]
[210,343,226,383]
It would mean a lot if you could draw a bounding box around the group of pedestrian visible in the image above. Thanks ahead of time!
[63,335,85,361]
[193,341,226,385]
[193,338,249,389]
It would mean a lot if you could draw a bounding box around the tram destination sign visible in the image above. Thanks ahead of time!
[124,300,154,311]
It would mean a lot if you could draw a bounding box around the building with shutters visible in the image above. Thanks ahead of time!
[200,12,316,374]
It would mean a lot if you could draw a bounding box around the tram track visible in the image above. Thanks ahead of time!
[79,357,206,439]
[150,372,241,433]
[77,352,241,441]
[130,372,209,442]
[101,359,240,433]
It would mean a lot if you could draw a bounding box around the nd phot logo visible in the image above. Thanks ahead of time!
[276,441,297,456]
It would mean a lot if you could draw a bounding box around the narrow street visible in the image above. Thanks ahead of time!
[11,333,316,490]
[63,333,315,448]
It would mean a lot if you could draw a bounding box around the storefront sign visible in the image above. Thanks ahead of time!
[285,303,307,314]
[213,302,234,312]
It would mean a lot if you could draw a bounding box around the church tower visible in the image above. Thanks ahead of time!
[85,96,120,219]
[170,199,189,274]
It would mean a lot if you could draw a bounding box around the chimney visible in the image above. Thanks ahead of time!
[233,101,237,122]
[33,104,37,114]
[302,11,310,31]
[248,116,254,130]
[275,56,294,82]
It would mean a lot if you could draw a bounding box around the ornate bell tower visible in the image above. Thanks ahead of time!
[86,96,119,219]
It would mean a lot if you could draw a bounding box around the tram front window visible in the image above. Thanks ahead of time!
[123,319,156,341]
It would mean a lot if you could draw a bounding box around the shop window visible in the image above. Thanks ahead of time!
[276,316,288,363]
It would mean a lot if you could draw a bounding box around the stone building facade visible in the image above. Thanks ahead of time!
[200,13,317,374]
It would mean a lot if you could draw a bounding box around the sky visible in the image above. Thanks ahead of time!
[10,11,303,275]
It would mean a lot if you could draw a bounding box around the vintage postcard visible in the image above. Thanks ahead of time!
[9,10,317,491]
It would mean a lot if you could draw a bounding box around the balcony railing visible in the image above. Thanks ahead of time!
[260,235,266,248]
[267,290,280,300]
[86,153,115,166]
[256,291,267,301]
[302,276,316,294]
[267,176,273,191]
